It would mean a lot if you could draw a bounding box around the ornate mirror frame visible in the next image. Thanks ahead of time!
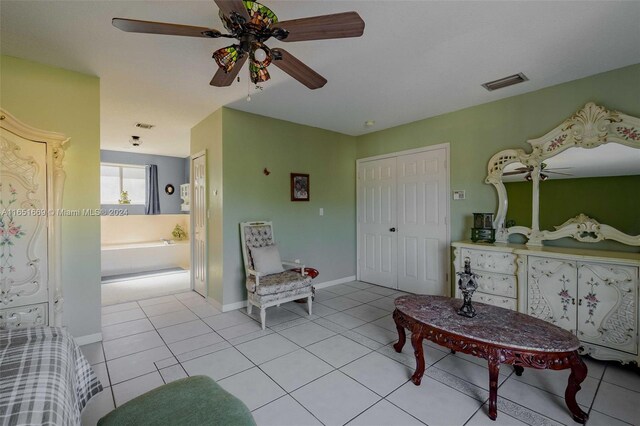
[486,102,640,246]
[1,109,68,326]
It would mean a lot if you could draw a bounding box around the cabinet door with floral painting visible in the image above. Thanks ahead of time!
[527,256,577,333]
[577,262,638,354]
[0,130,49,310]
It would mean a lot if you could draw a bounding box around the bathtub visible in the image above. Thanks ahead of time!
[101,240,190,278]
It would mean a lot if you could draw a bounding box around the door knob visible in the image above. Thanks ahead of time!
[389,227,396,232]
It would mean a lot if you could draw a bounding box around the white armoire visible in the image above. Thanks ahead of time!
[453,103,640,365]
[0,109,67,329]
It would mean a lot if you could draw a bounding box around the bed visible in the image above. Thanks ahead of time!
[0,327,103,425]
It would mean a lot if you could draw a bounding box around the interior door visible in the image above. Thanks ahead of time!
[357,157,397,288]
[191,153,207,297]
[396,148,448,294]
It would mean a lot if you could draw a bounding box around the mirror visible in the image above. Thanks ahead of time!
[503,144,640,235]
[486,102,640,247]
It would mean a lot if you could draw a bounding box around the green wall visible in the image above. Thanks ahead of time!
[192,108,357,306]
[356,63,640,249]
[1,55,101,337]
[190,108,224,302]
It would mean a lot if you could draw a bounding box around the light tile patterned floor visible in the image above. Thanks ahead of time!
[81,282,640,426]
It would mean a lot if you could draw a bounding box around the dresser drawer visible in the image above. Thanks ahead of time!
[474,292,517,311]
[0,303,48,329]
[475,271,517,298]
[461,248,517,275]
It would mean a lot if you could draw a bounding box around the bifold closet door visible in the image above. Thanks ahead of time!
[358,147,449,293]
[396,148,448,295]
[357,157,398,288]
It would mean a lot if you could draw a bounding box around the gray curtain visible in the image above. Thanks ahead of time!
[145,164,161,215]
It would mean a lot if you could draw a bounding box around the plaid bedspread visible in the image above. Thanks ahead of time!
[0,327,103,426]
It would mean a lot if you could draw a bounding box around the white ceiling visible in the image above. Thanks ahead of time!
[2,1,640,157]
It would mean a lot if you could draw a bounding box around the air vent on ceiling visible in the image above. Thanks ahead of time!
[135,122,155,130]
[482,73,528,91]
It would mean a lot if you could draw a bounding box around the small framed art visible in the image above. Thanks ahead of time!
[291,173,310,201]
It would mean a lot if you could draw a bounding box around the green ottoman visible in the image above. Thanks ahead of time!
[98,375,256,426]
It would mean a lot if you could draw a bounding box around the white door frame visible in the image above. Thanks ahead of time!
[190,150,208,296]
[356,143,451,294]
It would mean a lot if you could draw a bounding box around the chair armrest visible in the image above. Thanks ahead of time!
[247,268,262,287]
[281,259,301,267]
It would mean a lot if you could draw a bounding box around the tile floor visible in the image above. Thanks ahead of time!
[82,281,640,426]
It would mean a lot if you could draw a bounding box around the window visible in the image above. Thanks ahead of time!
[100,164,146,204]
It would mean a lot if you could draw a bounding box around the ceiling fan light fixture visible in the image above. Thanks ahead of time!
[213,45,241,72]
[253,47,267,62]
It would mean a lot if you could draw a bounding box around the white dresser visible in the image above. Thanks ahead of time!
[0,110,67,329]
[453,241,640,364]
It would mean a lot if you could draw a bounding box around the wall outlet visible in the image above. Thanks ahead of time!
[453,190,466,200]
[319,208,324,216]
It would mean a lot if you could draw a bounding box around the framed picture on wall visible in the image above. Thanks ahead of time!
[291,173,310,201]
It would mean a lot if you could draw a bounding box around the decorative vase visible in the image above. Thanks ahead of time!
[457,258,479,318]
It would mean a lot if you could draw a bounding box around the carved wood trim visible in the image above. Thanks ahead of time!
[486,102,640,246]
[0,109,68,327]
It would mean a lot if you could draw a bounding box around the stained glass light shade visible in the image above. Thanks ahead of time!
[213,45,241,73]
[250,60,270,83]
[244,1,278,30]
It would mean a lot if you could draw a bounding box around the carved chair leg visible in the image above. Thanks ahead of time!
[247,302,252,315]
[307,295,312,316]
[410,332,425,386]
[488,357,500,421]
[514,365,524,376]
[393,321,406,353]
[565,352,588,424]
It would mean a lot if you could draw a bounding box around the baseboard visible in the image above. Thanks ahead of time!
[207,296,247,313]
[313,275,357,290]
[207,296,222,311]
[75,332,103,346]
[222,300,248,312]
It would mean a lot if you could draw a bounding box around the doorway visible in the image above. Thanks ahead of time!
[356,144,450,295]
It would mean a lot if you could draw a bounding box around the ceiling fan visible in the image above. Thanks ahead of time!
[503,163,573,181]
[112,0,365,90]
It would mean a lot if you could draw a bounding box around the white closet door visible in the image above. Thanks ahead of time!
[191,153,207,297]
[357,157,397,288]
[396,148,448,294]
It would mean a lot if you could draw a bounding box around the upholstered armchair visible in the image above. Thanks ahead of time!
[240,221,313,329]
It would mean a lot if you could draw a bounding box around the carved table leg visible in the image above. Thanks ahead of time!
[565,352,588,424]
[393,320,406,353]
[514,365,524,376]
[410,332,425,385]
[488,356,500,421]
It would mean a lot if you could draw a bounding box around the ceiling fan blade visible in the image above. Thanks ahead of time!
[210,54,247,87]
[271,48,327,89]
[112,18,220,38]
[545,171,573,176]
[214,0,251,22]
[274,12,365,42]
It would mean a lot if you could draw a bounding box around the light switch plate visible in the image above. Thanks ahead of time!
[453,190,466,200]
[319,208,324,216]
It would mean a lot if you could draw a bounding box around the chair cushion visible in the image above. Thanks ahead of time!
[250,244,285,275]
[97,375,255,426]
[246,270,312,295]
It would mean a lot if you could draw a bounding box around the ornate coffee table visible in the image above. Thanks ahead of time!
[393,295,588,423]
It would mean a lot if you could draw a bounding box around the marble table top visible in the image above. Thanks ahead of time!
[395,295,580,352]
